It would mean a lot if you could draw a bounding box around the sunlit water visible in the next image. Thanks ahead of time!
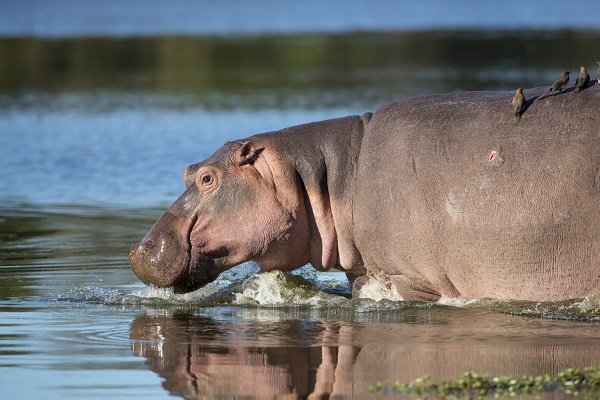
[3,206,600,399]
[2,2,600,398]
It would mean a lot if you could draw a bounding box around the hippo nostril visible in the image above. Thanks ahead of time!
[140,239,156,250]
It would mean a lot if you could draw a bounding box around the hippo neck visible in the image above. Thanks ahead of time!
[259,113,371,273]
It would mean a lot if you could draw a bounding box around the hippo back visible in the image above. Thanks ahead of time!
[353,84,600,301]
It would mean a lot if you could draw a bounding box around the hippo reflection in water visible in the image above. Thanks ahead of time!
[130,311,600,398]
[130,85,600,301]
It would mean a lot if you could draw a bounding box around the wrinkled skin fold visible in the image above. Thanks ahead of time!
[130,84,600,301]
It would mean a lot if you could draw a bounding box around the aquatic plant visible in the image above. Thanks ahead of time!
[471,290,600,321]
[370,366,600,398]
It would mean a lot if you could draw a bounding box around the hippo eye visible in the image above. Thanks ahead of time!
[201,174,213,186]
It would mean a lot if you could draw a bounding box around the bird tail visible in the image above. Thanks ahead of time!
[537,90,551,101]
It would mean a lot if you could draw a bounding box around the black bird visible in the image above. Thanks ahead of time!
[537,70,570,100]
[574,66,590,92]
[597,61,600,83]
[512,87,526,123]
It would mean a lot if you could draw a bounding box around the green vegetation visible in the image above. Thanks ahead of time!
[1,31,599,94]
[370,366,600,398]
[473,293,600,321]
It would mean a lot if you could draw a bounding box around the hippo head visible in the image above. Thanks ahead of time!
[129,140,310,293]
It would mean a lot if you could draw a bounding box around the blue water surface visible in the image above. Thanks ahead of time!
[2,0,600,37]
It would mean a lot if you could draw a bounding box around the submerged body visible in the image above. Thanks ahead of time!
[130,84,600,301]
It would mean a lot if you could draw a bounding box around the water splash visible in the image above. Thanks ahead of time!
[131,262,262,304]
[54,263,600,321]
[233,270,338,306]
[437,296,479,307]
[353,276,403,302]
[57,286,137,305]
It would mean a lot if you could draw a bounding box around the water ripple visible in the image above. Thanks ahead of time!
[52,269,600,322]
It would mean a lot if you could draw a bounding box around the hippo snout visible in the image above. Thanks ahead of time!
[129,214,192,289]
[129,238,187,288]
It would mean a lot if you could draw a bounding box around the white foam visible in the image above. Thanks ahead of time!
[353,277,482,306]
[233,270,332,305]
[576,290,600,311]
[134,286,174,299]
[353,276,404,302]
[217,262,261,284]
[437,296,479,307]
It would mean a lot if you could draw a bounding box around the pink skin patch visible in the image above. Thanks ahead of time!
[488,151,497,162]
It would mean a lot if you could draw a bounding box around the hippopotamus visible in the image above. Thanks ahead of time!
[130,83,600,302]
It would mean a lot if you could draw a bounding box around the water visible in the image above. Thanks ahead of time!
[3,0,600,37]
[2,1,600,399]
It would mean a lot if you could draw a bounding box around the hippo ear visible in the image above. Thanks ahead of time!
[237,142,264,166]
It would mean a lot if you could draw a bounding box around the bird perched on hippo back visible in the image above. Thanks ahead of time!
[511,87,526,123]
[574,66,590,92]
[597,61,600,83]
[537,70,570,100]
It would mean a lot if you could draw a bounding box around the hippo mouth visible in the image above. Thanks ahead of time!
[170,218,226,294]
[171,265,215,293]
[171,250,219,294]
